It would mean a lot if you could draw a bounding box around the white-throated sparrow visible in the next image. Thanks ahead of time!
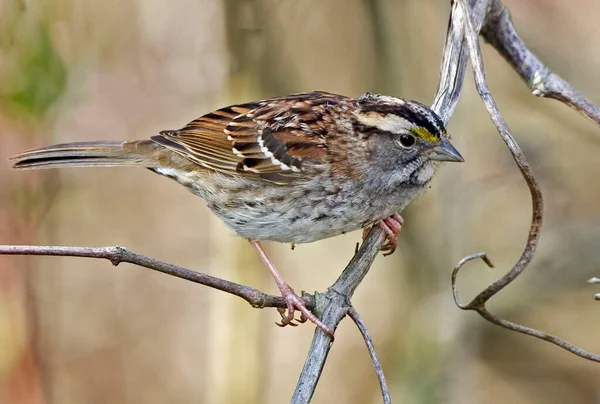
[11,91,463,336]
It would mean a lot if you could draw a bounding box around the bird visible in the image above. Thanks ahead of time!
[10,91,464,336]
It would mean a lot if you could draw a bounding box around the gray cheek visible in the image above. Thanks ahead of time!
[364,154,423,192]
[380,141,421,169]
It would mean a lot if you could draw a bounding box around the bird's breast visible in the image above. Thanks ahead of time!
[180,170,426,243]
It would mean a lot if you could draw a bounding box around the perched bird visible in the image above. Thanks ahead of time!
[10,91,463,336]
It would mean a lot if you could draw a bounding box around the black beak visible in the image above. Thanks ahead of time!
[427,138,464,162]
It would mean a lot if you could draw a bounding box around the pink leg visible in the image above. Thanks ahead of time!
[249,240,334,337]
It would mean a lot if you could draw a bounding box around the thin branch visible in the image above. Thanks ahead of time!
[460,0,543,306]
[0,244,304,310]
[348,307,390,404]
[452,255,600,362]
[291,227,387,403]
[431,0,468,122]
[452,0,600,363]
[432,0,491,123]
[477,308,600,362]
[451,252,495,309]
[0,209,390,404]
[481,0,600,125]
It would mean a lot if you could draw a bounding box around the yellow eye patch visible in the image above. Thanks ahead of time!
[410,127,439,143]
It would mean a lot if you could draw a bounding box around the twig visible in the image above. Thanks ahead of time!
[459,0,544,306]
[291,227,387,403]
[481,0,600,125]
[348,307,390,404]
[452,0,600,363]
[432,0,491,122]
[0,233,390,404]
[452,255,600,362]
[0,244,302,310]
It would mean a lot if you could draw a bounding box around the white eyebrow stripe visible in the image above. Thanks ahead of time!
[355,113,414,133]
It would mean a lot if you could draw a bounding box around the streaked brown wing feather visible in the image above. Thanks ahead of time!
[151,91,348,183]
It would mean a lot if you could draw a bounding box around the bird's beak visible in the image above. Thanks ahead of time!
[427,138,464,162]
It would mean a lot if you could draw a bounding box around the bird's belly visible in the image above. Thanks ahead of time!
[215,200,369,243]
[201,180,422,244]
[158,168,425,244]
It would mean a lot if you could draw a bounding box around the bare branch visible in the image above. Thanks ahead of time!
[0,244,304,310]
[482,0,600,125]
[348,307,390,404]
[432,0,491,123]
[291,227,387,403]
[451,252,495,309]
[459,0,543,306]
[452,255,600,362]
[0,203,390,404]
[452,0,600,363]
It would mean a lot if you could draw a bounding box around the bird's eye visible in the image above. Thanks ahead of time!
[398,134,416,148]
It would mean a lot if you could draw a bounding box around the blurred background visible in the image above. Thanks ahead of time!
[1,0,600,403]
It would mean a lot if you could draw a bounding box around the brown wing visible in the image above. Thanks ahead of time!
[151,91,348,183]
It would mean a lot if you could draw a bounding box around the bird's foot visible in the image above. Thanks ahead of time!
[248,239,333,338]
[363,213,404,256]
[275,283,333,337]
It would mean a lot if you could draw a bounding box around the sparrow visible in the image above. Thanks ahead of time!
[11,91,464,336]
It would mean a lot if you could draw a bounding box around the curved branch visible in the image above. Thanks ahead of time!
[451,252,495,309]
[460,0,544,306]
[452,255,600,362]
[452,0,600,363]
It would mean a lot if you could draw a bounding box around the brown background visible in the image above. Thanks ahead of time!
[1,0,600,403]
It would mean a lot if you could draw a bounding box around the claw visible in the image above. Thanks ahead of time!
[362,214,404,256]
[276,306,299,327]
[297,312,308,324]
[276,283,332,335]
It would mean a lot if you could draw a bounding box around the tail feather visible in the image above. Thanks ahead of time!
[10,140,159,170]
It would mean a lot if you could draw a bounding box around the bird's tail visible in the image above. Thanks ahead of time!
[10,140,161,170]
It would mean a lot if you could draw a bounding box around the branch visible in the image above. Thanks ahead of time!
[0,233,391,404]
[291,227,387,403]
[0,244,303,310]
[481,0,600,125]
[432,0,491,122]
[451,0,600,363]
[459,0,544,306]
[348,307,390,404]
[452,254,600,362]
